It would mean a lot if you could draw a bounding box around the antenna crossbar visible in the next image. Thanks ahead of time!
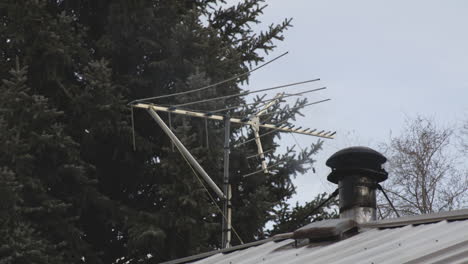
[242,160,286,178]
[246,149,274,159]
[131,51,289,103]
[200,87,326,114]
[258,98,331,118]
[173,79,319,108]
[133,103,335,139]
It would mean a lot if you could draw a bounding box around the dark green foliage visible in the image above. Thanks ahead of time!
[268,193,339,236]
[0,61,91,263]
[0,168,63,264]
[0,0,326,262]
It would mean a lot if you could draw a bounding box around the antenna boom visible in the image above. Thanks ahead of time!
[134,103,335,139]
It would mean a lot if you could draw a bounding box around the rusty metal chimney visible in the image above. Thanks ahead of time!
[326,146,388,224]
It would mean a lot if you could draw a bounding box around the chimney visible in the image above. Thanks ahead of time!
[326,146,388,224]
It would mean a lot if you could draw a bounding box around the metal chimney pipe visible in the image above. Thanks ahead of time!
[326,146,388,224]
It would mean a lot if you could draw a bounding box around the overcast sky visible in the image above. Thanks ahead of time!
[230,0,468,205]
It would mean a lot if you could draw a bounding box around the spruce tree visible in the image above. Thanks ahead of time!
[0,61,93,263]
[0,0,329,262]
[0,167,65,264]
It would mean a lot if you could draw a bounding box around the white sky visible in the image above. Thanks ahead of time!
[231,0,468,205]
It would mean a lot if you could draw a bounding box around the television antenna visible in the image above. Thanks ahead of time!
[130,52,335,249]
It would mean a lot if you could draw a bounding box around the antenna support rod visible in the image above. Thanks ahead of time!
[146,108,226,200]
[251,93,284,173]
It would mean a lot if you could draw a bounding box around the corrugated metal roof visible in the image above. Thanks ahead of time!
[162,209,468,264]
[190,219,468,264]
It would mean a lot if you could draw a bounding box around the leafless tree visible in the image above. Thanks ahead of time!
[378,116,468,218]
[459,120,468,155]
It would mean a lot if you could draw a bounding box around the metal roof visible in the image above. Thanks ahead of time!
[164,209,468,264]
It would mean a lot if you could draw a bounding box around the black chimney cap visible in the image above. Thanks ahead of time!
[326,146,387,184]
[326,146,386,168]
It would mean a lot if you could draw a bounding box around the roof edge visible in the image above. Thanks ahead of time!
[160,233,293,264]
[361,208,468,228]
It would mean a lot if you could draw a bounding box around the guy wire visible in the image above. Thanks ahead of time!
[291,133,304,153]
[130,51,289,103]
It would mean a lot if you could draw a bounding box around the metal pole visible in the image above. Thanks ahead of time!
[227,184,232,247]
[146,108,226,200]
[222,115,232,248]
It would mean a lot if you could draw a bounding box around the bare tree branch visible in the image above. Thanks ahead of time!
[378,116,468,218]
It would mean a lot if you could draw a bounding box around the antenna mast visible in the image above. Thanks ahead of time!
[222,115,232,248]
[130,52,335,249]
[132,99,334,248]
